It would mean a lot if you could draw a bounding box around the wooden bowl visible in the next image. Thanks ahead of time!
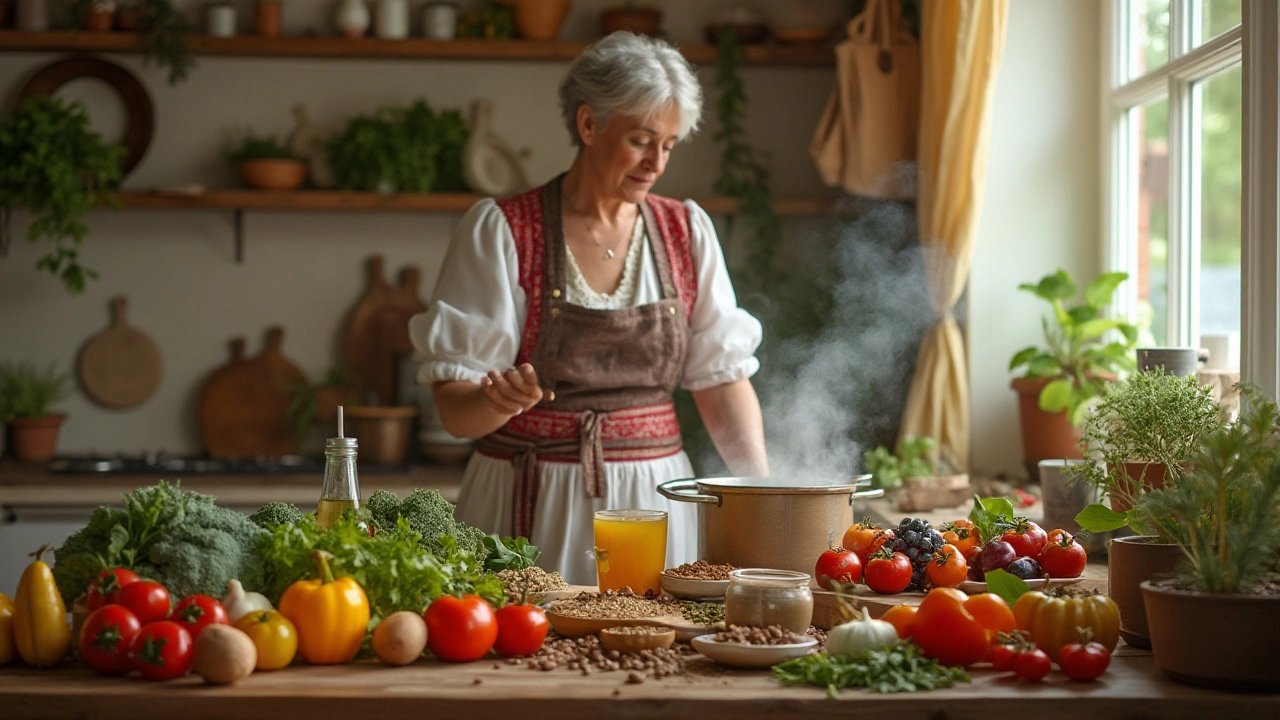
[599,626,676,654]
[236,159,307,191]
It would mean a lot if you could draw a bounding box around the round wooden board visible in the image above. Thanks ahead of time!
[77,296,163,409]
[544,610,715,643]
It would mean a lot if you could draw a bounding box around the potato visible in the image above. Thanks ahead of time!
[372,611,428,666]
[193,624,257,685]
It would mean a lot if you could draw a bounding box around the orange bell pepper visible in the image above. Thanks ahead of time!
[907,588,1015,667]
[277,550,370,665]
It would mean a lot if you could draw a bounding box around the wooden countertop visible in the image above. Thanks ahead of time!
[1,644,1275,720]
[0,462,465,509]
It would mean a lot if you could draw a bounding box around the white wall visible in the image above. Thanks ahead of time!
[968,0,1103,480]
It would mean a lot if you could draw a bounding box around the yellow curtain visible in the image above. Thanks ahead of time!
[897,0,1010,471]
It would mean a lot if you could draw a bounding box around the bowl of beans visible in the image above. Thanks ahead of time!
[661,561,738,599]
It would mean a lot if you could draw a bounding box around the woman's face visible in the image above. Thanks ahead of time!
[579,102,681,205]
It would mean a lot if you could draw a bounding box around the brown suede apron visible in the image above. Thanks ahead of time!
[477,176,690,539]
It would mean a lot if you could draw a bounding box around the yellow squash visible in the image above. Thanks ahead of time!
[234,609,299,671]
[13,546,71,667]
[1013,589,1120,662]
[0,592,15,666]
[277,550,369,665]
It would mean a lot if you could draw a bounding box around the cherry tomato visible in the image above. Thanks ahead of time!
[173,595,229,639]
[842,518,894,566]
[424,594,498,662]
[493,603,549,658]
[814,546,863,590]
[940,520,979,555]
[1059,636,1112,681]
[1013,647,1052,681]
[85,567,140,612]
[129,620,194,681]
[79,605,142,674]
[862,548,912,595]
[925,544,967,589]
[963,593,1017,636]
[117,580,171,626]
[1038,529,1088,578]
[1001,518,1049,558]
[986,643,1016,672]
[879,605,918,639]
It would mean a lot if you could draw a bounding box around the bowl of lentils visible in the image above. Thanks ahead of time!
[661,560,738,599]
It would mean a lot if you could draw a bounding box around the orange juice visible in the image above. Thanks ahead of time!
[592,509,668,594]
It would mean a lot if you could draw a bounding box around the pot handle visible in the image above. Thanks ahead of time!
[657,478,722,506]
[848,487,885,505]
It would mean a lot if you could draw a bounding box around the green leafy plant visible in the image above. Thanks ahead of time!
[0,360,71,420]
[864,436,937,489]
[1009,269,1139,426]
[1069,369,1225,534]
[284,366,352,445]
[0,96,124,294]
[481,535,541,572]
[1129,385,1280,594]
[458,0,516,39]
[226,132,300,164]
[326,99,469,194]
[772,640,969,697]
[135,0,196,86]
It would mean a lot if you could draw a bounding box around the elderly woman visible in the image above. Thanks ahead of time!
[410,32,768,585]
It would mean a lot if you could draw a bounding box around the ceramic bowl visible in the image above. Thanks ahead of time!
[599,626,676,654]
[660,572,731,599]
[691,635,818,668]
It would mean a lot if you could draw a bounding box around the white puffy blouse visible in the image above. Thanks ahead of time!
[409,197,762,585]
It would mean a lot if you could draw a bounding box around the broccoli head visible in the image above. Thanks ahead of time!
[249,501,305,529]
[368,488,488,560]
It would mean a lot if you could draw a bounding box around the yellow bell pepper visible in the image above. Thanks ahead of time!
[234,609,299,671]
[1013,589,1120,663]
[0,592,16,666]
[277,550,369,665]
[13,545,70,668]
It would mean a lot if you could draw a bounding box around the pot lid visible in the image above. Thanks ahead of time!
[691,475,872,495]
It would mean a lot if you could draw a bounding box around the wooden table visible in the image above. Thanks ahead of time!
[1,644,1276,720]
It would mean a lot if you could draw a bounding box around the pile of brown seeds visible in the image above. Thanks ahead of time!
[508,632,692,679]
[602,625,672,636]
[549,589,682,620]
[710,624,809,646]
[496,566,568,604]
[664,560,738,580]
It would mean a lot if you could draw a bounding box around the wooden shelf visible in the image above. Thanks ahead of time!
[113,190,837,216]
[0,31,835,66]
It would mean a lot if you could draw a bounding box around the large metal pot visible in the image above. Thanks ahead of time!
[658,476,883,575]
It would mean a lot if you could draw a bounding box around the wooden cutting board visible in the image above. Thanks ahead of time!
[342,255,427,406]
[198,327,308,458]
[77,295,163,409]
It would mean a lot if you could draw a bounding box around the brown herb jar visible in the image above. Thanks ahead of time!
[723,568,814,634]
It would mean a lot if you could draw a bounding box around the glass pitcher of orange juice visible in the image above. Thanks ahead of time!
[592,509,667,594]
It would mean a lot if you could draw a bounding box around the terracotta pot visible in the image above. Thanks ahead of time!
[599,7,661,37]
[8,415,66,463]
[1105,461,1172,514]
[314,385,358,426]
[512,0,570,41]
[1010,376,1084,482]
[86,7,113,31]
[1142,581,1280,690]
[345,406,417,465]
[115,8,141,31]
[255,0,282,37]
[236,159,307,190]
[1108,535,1181,649]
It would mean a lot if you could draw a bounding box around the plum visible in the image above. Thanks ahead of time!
[979,539,1017,574]
[1006,557,1043,580]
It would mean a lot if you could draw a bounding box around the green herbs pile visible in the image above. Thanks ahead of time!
[773,641,969,698]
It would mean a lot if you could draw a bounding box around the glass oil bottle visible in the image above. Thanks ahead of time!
[317,407,360,529]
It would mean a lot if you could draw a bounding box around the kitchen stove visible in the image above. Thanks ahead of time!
[49,452,409,475]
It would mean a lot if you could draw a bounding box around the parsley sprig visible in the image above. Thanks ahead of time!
[772,641,969,698]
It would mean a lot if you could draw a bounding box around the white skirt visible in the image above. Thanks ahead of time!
[455,451,700,586]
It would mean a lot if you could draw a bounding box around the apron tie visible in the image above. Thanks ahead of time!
[512,444,541,540]
[579,410,606,500]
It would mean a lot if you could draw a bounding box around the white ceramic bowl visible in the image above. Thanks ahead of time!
[660,572,730,600]
[691,635,818,668]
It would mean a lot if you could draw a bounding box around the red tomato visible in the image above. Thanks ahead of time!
[1059,639,1112,681]
[1001,519,1049,558]
[1013,647,1052,681]
[117,580,171,626]
[814,547,863,590]
[963,593,1017,636]
[129,621,194,681]
[493,603,549,658]
[842,519,894,566]
[1038,530,1088,578]
[85,567,140,611]
[173,595,229,639]
[940,520,979,555]
[79,605,142,674]
[862,549,912,595]
[985,643,1015,672]
[424,595,498,662]
[925,544,967,589]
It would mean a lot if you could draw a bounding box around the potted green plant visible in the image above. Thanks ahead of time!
[134,0,195,85]
[285,366,358,445]
[326,99,469,194]
[1008,269,1138,481]
[1133,385,1280,689]
[0,360,71,463]
[227,132,307,191]
[0,96,124,295]
[1069,369,1224,649]
[864,436,970,512]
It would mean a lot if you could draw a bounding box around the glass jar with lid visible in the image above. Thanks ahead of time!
[723,568,814,634]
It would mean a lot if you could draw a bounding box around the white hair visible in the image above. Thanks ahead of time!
[559,31,703,147]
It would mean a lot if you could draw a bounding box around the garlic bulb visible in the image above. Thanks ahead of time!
[222,579,273,622]
[825,606,899,658]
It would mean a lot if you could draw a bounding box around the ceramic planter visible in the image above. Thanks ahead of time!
[237,159,307,190]
[1108,535,1181,649]
[1010,376,1083,482]
[1105,461,1171,514]
[512,0,570,41]
[345,406,417,465]
[1142,581,1280,690]
[8,415,66,462]
[254,0,282,37]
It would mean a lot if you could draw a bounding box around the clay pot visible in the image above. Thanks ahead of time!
[314,385,357,426]
[1142,581,1280,690]
[599,7,661,37]
[86,7,113,31]
[236,159,307,190]
[345,406,417,465]
[1105,461,1172,514]
[254,0,282,37]
[511,0,570,41]
[1108,535,1181,649]
[115,8,141,31]
[8,415,66,463]
[1010,376,1084,482]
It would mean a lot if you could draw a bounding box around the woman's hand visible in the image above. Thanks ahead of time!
[480,363,544,417]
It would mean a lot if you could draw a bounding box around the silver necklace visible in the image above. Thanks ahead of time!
[585,211,638,260]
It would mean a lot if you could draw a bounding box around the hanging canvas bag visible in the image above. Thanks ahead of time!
[809,0,920,200]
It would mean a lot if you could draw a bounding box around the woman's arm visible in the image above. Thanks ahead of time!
[692,378,769,477]
[433,365,543,440]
